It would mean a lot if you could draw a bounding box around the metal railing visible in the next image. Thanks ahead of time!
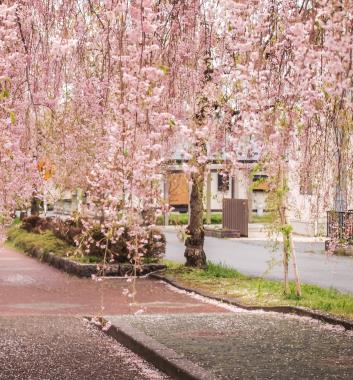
[327,210,353,239]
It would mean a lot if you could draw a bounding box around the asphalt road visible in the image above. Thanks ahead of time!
[164,230,353,293]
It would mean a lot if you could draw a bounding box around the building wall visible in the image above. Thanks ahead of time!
[166,166,251,211]
[287,161,328,236]
[208,171,232,211]
[253,191,267,213]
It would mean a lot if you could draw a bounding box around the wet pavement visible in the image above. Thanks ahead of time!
[0,245,222,379]
[0,246,224,316]
[2,245,353,379]
[109,312,353,380]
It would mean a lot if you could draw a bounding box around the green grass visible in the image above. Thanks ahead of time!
[157,211,273,225]
[163,261,353,320]
[7,224,72,257]
[156,212,222,225]
[70,255,101,264]
[6,224,162,265]
[251,213,274,224]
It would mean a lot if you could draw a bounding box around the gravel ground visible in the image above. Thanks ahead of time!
[109,312,353,380]
[0,316,169,380]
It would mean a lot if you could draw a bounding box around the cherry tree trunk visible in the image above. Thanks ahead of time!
[30,196,40,216]
[184,167,207,268]
[289,232,302,297]
[278,162,302,297]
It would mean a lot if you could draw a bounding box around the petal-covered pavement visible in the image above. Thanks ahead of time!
[0,316,169,380]
[0,245,223,380]
[1,245,353,379]
[0,246,224,316]
[108,312,353,379]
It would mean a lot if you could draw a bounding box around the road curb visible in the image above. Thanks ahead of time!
[89,318,219,380]
[151,273,353,331]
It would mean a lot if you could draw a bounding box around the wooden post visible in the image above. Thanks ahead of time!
[164,177,169,226]
[247,169,253,223]
[231,176,235,199]
[188,180,192,225]
[206,171,211,224]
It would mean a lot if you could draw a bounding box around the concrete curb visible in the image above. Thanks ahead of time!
[90,318,219,380]
[151,273,353,331]
[22,246,165,278]
[325,240,353,257]
[204,228,240,238]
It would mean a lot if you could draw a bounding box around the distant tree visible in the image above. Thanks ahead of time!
[157,0,242,267]
[226,0,353,295]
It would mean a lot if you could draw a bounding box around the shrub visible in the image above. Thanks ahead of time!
[143,227,166,262]
[49,218,82,246]
[78,223,165,263]
[21,216,52,233]
[17,216,165,263]
[209,213,222,224]
[7,225,71,256]
[156,212,222,225]
[21,216,82,246]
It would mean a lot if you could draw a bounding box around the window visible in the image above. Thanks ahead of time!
[299,173,313,195]
[218,173,229,192]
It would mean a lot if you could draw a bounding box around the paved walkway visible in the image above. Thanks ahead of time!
[164,229,353,293]
[0,246,223,316]
[109,312,353,380]
[0,245,222,379]
[0,316,168,380]
[2,244,353,379]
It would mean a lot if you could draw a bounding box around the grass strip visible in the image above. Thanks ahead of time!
[6,224,160,265]
[163,260,353,321]
[7,224,72,257]
[156,212,222,225]
[251,213,274,224]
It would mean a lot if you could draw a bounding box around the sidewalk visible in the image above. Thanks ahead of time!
[0,315,170,380]
[0,245,223,379]
[2,244,353,379]
[0,245,223,316]
[107,309,353,379]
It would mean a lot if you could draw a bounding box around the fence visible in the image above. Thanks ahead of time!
[222,198,248,237]
[327,210,353,240]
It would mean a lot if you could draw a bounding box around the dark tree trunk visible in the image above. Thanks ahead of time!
[30,196,40,216]
[184,165,207,268]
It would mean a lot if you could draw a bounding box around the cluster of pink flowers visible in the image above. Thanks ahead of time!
[0,1,352,256]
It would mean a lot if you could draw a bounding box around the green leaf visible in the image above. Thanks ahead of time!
[9,111,16,124]
[158,65,170,75]
[0,88,10,99]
